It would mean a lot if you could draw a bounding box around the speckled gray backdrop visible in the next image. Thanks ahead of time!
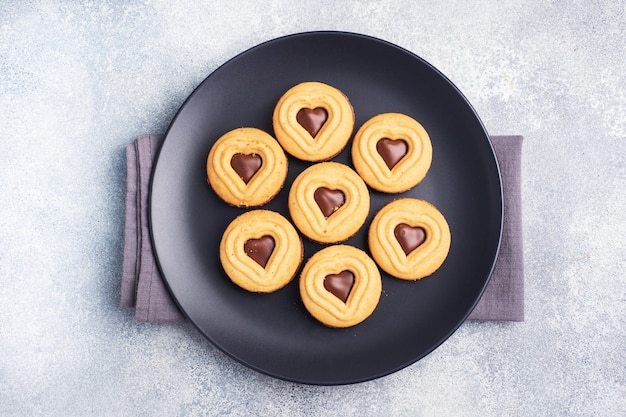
[0,1,624,416]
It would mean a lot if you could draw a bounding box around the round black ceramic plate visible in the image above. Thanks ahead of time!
[150,32,502,385]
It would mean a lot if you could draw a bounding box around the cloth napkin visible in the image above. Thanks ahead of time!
[121,134,185,323]
[468,135,524,321]
[121,134,524,323]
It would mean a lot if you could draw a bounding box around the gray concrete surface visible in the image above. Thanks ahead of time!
[1,1,624,416]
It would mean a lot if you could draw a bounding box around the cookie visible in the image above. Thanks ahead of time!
[351,113,432,193]
[207,127,288,207]
[272,81,355,161]
[299,245,382,328]
[368,198,451,280]
[288,162,370,243]
[220,210,303,292]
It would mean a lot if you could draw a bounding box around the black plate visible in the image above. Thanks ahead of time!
[150,31,502,385]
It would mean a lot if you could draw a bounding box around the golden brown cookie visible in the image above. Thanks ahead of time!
[299,245,382,328]
[220,210,303,292]
[288,162,370,243]
[368,198,451,280]
[207,127,288,207]
[351,113,432,193]
[272,82,355,161]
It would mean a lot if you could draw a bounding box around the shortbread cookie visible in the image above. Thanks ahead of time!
[207,127,287,207]
[299,245,382,328]
[352,113,432,193]
[220,210,303,292]
[368,198,451,280]
[272,82,355,161]
[288,162,369,243]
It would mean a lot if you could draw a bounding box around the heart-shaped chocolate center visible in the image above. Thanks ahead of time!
[296,107,328,138]
[244,235,275,268]
[376,138,408,169]
[314,187,345,218]
[394,224,426,255]
[324,270,355,303]
[231,153,262,184]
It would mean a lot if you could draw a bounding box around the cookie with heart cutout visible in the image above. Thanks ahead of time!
[299,245,382,328]
[272,81,355,161]
[207,127,288,207]
[351,113,432,193]
[368,198,451,280]
[220,210,303,293]
[288,162,370,244]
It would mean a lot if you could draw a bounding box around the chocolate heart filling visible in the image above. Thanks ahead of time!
[244,235,275,268]
[324,270,355,303]
[296,107,328,138]
[231,153,262,184]
[394,224,426,255]
[313,187,345,218]
[376,138,408,169]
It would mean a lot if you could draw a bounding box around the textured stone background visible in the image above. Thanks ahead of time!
[1,1,624,416]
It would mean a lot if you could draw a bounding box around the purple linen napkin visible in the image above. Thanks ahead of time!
[121,134,184,323]
[121,134,524,323]
[468,135,524,321]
